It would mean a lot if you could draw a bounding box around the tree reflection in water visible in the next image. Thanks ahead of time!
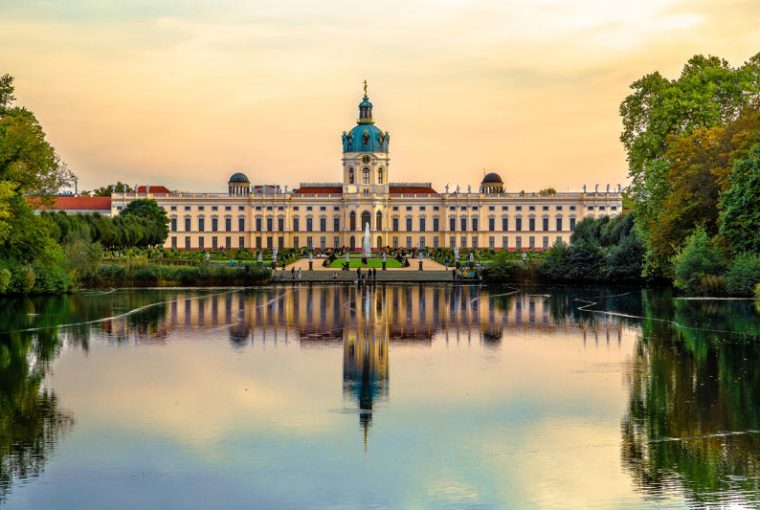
[622,292,760,507]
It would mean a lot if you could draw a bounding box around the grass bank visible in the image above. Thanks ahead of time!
[81,262,271,287]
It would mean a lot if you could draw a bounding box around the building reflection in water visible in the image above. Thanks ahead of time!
[342,287,389,449]
[95,285,624,446]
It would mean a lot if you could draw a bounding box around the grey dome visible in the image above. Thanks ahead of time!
[228,172,250,183]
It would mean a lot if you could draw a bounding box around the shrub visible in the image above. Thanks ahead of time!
[605,234,645,281]
[725,253,760,296]
[0,268,10,293]
[564,241,605,281]
[673,228,727,295]
[538,240,568,281]
[755,282,760,299]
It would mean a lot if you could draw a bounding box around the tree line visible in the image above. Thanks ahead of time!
[620,52,760,295]
[0,72,170,294]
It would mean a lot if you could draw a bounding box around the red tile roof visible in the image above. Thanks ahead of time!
[32,196,112,211]
[389,186,437,194]
[137,185,171,194]
[294,186,343,194]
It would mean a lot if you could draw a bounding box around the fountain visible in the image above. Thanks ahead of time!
[362,222,371,259]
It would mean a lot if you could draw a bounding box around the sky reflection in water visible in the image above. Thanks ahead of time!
[1,285,759,509]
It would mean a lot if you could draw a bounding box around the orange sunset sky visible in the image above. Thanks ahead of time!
[1,0,759,193]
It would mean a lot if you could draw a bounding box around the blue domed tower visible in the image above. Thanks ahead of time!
[341,81,390,194]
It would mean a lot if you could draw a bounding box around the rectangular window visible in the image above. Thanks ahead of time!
[433,236,439,248]
[516,236,522,249]
[184,236,191,249]
[198,218,205,232]
[171,218,177,232]
[293,218,299,232]
[543,236,549,249]
[212,236,218,250]
[256,236,262,249]
[320,236,326,249]
[529,218,536,231]
[419,236,425,248]
[334,236,340,249]
[406,236,412,248]
[266,236,273,249]
[225,218,232,232]
[502,236,508,249]
[171,236,177,248]
[433,218,439,231]
[449,217,456,232]
[392,218,399,231]
[238,236,244,248]
[419,218,426,232]
[333,217,340,231]
[489,236,495,249]
[516,218,522,231]
[320,218,326,232]
[472,218,478,231]
[293,236,299,250]
[255,218,262,231]
[502,217,508,231]
[542,217,549,231]
[306,218,313,232]
[570,217,576,230]
[278,236,284,249]
[199,236,205,250]
[278,217,284,231]
[184,217,191,231]
[460,217,467,231]
[450,236,456,248]
[406,217,412,231]
[461,236,467,248]
[529,236,535,249]
[211,218,218,232]
[267,218,273,231]
[238,217,245,231]
[472,236,478,248]
[556,217,563,231]
[489,218,495,231]
[393,236,398,248]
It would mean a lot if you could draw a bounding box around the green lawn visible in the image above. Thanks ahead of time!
[327,258,404,269]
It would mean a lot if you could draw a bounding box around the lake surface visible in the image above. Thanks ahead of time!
[1,284,760,509]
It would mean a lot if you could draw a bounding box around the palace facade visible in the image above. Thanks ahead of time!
[111,88,623,252]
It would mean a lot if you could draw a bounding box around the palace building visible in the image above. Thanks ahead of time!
[110,86,623,252]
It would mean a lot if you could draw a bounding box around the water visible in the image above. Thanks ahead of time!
[1,285,759,509]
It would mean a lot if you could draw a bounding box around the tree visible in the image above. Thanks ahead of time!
[673,227,727,295]
[719,142,760,254]
[85,182,132,197]
[619,53,760,277]
[120,199,169,247]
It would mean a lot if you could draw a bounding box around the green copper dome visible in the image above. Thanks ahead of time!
[342,83,389,153]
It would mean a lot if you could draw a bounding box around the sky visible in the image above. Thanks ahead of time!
[1,0,759,193]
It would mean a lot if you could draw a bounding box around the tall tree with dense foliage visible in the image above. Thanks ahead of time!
[620,54,760,277]
[719,142,760,255]
[121,199,169,247]
[0,73,73,293]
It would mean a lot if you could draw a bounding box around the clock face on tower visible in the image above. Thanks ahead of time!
[361,155,371,164]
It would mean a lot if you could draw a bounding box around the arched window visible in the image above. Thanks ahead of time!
[376,210,382,231]
[362,167,370,185]
[348,167,355,184]
[377,167,383,184]
[349,211,356,231]
[376,235,383,249]
[349,235,356,250]
[361,211,371,231]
